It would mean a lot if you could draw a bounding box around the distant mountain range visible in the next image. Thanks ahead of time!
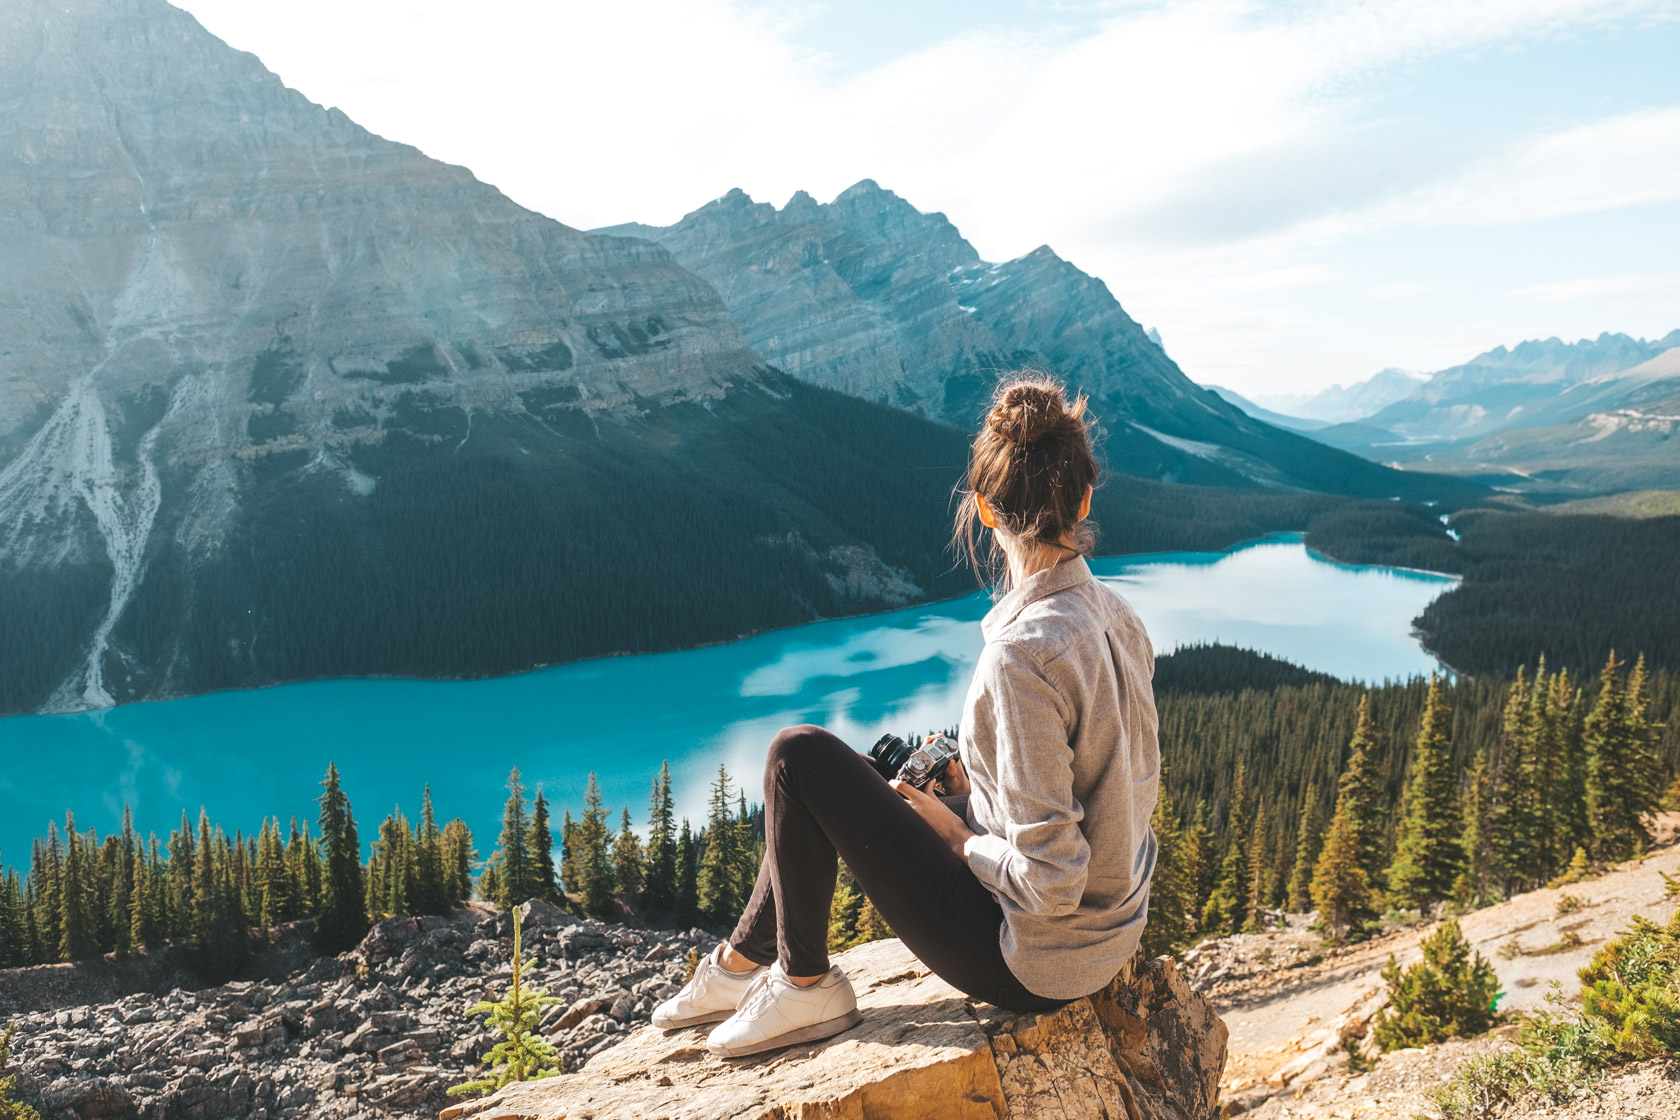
[1220,333,1680,492]
[0,0,1461,715]
[1252,368,1426,426]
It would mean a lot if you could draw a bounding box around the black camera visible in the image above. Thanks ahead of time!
[869,733,960,792]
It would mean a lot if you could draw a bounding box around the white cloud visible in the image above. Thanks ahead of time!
[1514,274,1680,303]
[1323,106,1680,236]
[171,0,1680,395]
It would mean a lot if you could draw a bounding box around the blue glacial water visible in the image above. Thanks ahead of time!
[0,534,1455,861]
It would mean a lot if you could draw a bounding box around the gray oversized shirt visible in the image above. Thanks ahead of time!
[960,555,1160,1000]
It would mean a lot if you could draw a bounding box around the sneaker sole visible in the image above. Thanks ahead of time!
[653,1008,736,1029]
[707,1008,864,1058]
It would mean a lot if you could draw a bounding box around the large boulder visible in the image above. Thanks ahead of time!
[441,937,1228,1120]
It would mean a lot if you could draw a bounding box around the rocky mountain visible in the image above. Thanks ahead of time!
[1438,346,1680,491]
[599,187,1433,497]
[0,0,1007,715]
[1359,332,1680,445]
[1253,367,1426,426]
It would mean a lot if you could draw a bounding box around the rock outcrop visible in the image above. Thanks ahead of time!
[444,937,1228,1120]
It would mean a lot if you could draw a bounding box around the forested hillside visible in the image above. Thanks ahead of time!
[0,373,1365,716]
[1142,646,1679,953]
[1305,504,1680,675]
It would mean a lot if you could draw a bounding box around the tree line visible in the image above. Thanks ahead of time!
[0,758,775,980]
[1143,649,1675,954]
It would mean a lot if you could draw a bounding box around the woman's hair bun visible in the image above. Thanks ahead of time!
[985,377,1088,446]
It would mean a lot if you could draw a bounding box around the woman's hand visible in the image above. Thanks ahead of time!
[891,778,975,863]
[937,753,972,797]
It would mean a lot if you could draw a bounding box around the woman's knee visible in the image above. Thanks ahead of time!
[765,724,842,783]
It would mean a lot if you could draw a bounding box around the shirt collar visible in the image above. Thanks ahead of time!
[980,555,1094,642]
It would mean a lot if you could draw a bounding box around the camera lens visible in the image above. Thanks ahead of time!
[869,734,910,781]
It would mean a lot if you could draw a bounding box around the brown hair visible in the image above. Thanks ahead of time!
[953,374,1099,588]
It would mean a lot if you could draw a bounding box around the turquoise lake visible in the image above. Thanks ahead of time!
[0,534,1455,862]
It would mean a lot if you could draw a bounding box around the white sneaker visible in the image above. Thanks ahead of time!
[706,961,862,1058]
[651,945,766,1029]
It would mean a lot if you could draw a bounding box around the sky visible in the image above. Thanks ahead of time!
[173,0,1680,398]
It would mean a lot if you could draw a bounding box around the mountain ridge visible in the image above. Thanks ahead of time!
[597,184,1452,499]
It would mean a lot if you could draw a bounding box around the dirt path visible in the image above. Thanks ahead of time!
[1203,822,1680,1114]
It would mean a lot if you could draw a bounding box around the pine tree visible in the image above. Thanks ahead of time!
[1523,660,1568,882]
[442,819,475,906]
[674,819,699,924]
[1310,796,1374,941]
[1373,919,1500,1050]
[129,837,166,951]
[255,818,293,931]
[1141,789,1193,957]
[642,762,678,915]
[315,763,369,953]
[558,810,578,898]
[285,818,319,919]
[1488,669,1542,895]
[526,790,558,905]
[697,766,739,925]
[189,812,250,980]
[1387,674,1464,913]
[1242,800,1272,932]
[1201,768,1250,934]
[166,812,193,941]
[414,786,448,916]
[1458,751,1492,908]
[1184,801,1214,926]
[1586,653,1663,861]
[613,810,644,905]
[828,862,865,951]
[1338,695,1388,887]
[1285,787,1323,914]
[577,774,615,917]
[32,827,62,961]
[493,769,532,908]
[732,793,761,911]
[108,807,135,958]
[1553,669,1594,860]
[448,907,563,1097]
[0,870,25,969]
[58,815,96,963]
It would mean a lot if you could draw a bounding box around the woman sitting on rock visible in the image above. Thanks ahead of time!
[653,375,1161,1058]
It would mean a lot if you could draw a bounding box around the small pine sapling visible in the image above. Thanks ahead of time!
[1374,918,1502,1051]
[448,909,564,1097]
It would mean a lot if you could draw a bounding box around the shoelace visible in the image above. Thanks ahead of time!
[733,970,780,1020]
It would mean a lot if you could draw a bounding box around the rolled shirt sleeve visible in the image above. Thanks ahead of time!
[963,640,1092,918]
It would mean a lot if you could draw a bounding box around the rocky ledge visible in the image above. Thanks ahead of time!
[446,937,1229,1120]
[7,901,713,1120]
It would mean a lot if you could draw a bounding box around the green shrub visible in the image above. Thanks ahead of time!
[1576,911,1680,1059]
[0,1024,39,1120]
[1374,919,1501,1051]
[1430,909,1680,1118]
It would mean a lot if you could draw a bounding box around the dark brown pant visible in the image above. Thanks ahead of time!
[727,724,1065,1012]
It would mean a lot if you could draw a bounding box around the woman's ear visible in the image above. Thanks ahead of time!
[1078,485,1092,521]
[975,493,998,529]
